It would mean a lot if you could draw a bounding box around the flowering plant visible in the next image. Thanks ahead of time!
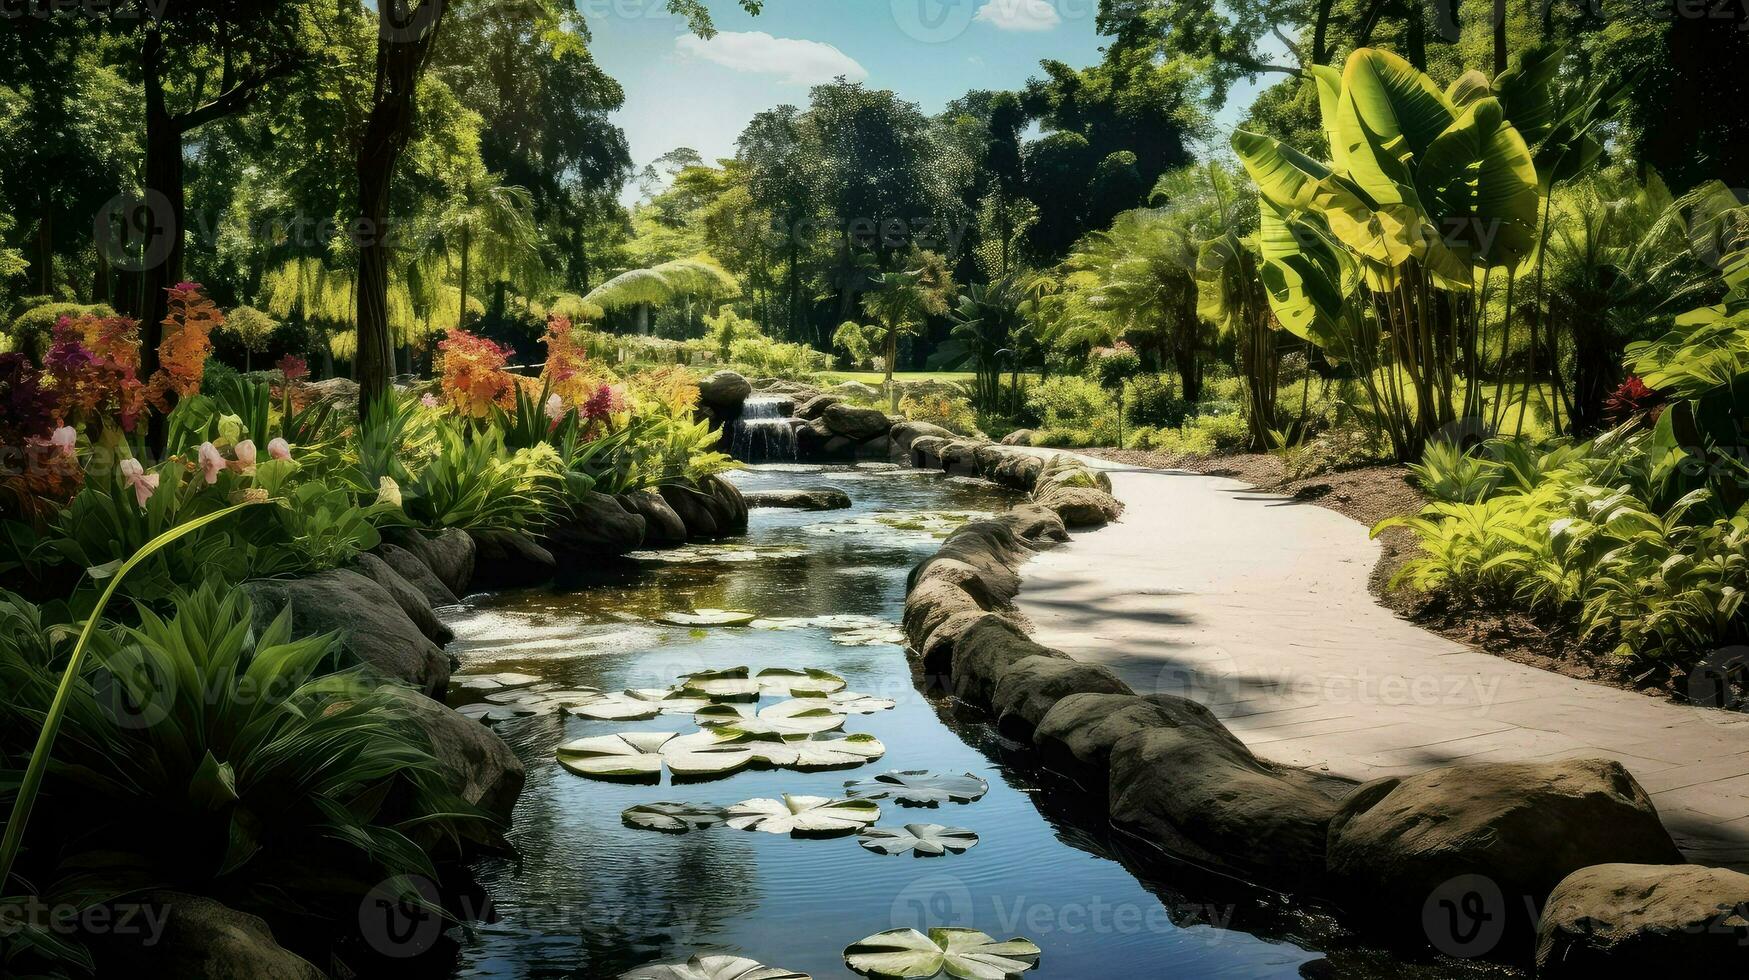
[437,330,516,418]
[145,282,222,413]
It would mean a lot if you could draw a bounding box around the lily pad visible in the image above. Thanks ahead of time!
[755,667,847,695]
[844,771,989,807]
[763,733,887,771]
[677,667,764,702]
[696,700,845,737]
[843,928,1040,979]
[831,625,906,647]
[556,732,753,783]
[455,702,539,724]
[619,954,810,980]
[566,694,662,721]
[621,802,728,834]
[628,688,713,713]
[724,794,880,837]
[662,609,758,627]
[858,824,979,857]
[453,671,541,691]
[812,691,897,714]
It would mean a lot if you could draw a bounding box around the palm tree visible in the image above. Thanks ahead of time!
[840,250,956,409]
[435,171,543,332]
[932,270,1050,413]
[584,255,740,336]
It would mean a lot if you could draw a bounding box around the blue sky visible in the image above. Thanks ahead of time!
[579,0,1273,201]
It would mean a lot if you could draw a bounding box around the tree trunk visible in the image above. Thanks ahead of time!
[1313,0,1333,64]
[36,206,52,297]
[141,31,186,381]
[356,1,447,418]
[457,224,470,330]
[1493,0,1509,75]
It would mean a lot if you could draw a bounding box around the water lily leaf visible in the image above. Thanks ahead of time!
[812,691,897,714]
[697,700,845,737]
[743,732,888,770]
[844,771,989,807]
[843,928,1039,979]
[556,732,675,781]
[661,735,758,780]
[619,954,810,980]
[621,802,728,834]
[567,693,663,721]
[858,824,979,857]
[679,667,762,702]
[755,667,846,695]
[724,794,880,837]
[830,625,905,647]
[454,671,541,691]
[627,688,712,714]
[662,609,758,627]
[456,702,539,724]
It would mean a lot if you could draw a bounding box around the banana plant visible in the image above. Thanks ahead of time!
[1233,46,1551,459]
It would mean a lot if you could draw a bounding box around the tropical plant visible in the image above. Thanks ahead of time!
[932,272,1043,412]
[400,422,557,532]
[584,256,740,336]
[837,249,956,408]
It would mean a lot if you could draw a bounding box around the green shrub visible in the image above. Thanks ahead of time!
[1410,441,1503,503]
[401,422,556,531]
[5,301,117,358]
[1025,375,1113,431]
[899,392,979,435]
[1126,374,1189,428]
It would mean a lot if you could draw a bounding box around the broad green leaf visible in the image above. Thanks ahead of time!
[1415,97,1541,270]
[858,823,979,857]
[1336,47,1455,206]
[724,794,879,836]
[621,802,727,834]
[843,771,988,807]
[843,928,1040,980]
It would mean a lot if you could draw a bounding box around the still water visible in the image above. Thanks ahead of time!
[441,465,1503,979]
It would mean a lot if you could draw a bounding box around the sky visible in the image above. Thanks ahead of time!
[579,0,1271,203]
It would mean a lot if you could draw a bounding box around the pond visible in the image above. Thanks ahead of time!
[439,464,1501,979]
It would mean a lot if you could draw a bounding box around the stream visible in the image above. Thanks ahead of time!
[439,464,1501,979]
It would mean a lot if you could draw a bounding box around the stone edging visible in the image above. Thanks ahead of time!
[900,450,1749,973]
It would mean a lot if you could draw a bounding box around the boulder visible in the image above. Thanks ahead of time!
[1034,692,1240,792]
[796,418,853,460]
[826,380,881,402]
[916,609,1010,680]
[698,370,753,414]
[1326,758,1684,959]
[1034,481,1124,528]
[467,528,556,590]
[659,484,719,539]
[997,503,1069,545]
[701,474,749,534]
[545,491,646,556]
[1040,455,1114,492]
[949,616,1067,709]
[913,556,1010,611]
[393,690,525,827]
[911,519,1034,604]
[374,542,460,608]
[903,576,988,651]
[822,402,892,441]
[244,570,450,696]
[988,655,1132,741]
[753,378,821,398]
[743,487,853,511]
[823,435,858,458]
[909,435,952,470]
[297,376,360,415]
[617,490,688,547]
[1001,428,1037,446]
[87,890,324,980]
[941,440,985,475]
[795,393,843,421]
[1536,863,1749,976]
[855,434,893,459]
[353,552,454,646]
[890,420,957,456]
[1109,724,1352,890]
[988,452,1044,492]
[380,527,476,598]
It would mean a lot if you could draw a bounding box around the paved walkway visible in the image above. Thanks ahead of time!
[1013,456,1749,869]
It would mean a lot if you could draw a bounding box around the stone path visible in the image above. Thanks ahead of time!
[1012,456,1749,870]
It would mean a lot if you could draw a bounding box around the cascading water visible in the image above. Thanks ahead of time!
[729,395,798,462]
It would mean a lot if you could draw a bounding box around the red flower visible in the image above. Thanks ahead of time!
[276,353,309,381]
[1605,375,1667,427]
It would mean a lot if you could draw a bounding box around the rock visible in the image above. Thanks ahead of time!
[1034,692,1240,792]
[698,370,753,413]
[911,518,1034,605]
[1109,724,1352,890]
[973,444,1008,478]
[467,528,556,590]
[753,378,821,398]
[855,434,893,459]
[826,380,881,402]
[1034,481,1124,528]
[997,503,1069,545]
[393,690,525,828]
[916,609,1010,680]
[890,420,957,456]
[353,552,454,646]
[701,474,749,534]
[743,487,853,511]
[1326,758,1684,959]
[949,616,1067,709]
[941,440,985,475]
[988,655,1131,741]
[617,490,688,547]
[796,418,854,460]
[909,435,951,470]
[902,576,988,651]
[1001,428,1036,446]
[823,435,857,458]
[795,393,843,421]
[914,557,1009,611]
[374,542,460,609]
[87,890,324,980]
[659,484,719,539]
[822,402,892,441]
[545,490,646,556]
[1536,863,1749,976]
[297,377,360,415]
[244,570,450,696]
[1040,454,1114,492]
[988,452,1044,492]
[380,527,476,597]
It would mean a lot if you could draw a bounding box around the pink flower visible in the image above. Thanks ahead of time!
[232,439,258,475]
[49,426,76,455]
[421,393,440,409]
[119,457,160,509]
[267,437,291,461]
[198,442,225,485]
[544,393,564,422]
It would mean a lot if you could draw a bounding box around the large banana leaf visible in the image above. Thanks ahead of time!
[1309,64,1348,173]
[1445,70,1494,109]
[1416,96,1541,271]
[1491,43,1564,146]
[1336,48,1455,205]
[1256,199,1352,350]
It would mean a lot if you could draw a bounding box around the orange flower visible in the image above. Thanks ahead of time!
[437,330,516,418]
[146,282,222,412]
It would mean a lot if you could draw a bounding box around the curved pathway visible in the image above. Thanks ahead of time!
[1012,454,1749,870]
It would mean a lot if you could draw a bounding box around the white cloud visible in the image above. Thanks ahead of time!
[974,0,1062,32]
[675,31,867,86]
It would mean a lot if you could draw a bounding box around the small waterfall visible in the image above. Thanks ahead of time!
[730,395,798,462]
